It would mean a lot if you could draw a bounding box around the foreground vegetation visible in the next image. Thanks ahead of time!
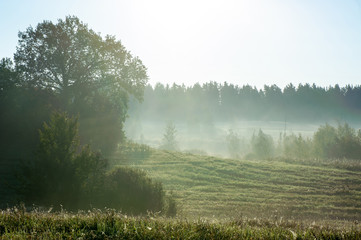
[113,148,361,221]
[1,208,360,239]
[10,112,172,216]
[1,16,361,238]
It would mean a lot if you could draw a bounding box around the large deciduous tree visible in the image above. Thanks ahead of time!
[15,16,147,105]
[14,16,148,154]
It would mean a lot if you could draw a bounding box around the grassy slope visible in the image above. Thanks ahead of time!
[114,150,361,220]
[1,210,360,239]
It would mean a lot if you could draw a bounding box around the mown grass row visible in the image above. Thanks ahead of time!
[1,208,360,239]
[114,149,361,220]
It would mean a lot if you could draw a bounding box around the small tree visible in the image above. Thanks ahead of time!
[283,133,312,159]
[20,112,107,210]
[313,124,337,159]
[226,129,241,158]
[161,122,178,151]
[313,123,361,159]
[334,123,361,159]
[19,112,172,214]
[251,129,274,159]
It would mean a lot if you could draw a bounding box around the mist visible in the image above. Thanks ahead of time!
[124,82,361,158]
[2,15,361,238]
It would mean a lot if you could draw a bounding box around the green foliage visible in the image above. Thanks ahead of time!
[282,133,312,159]
[117,140,152,163]
[74,146,108,204]
[0,58,18,94]
[121,149,361,220]
[313,123,361,159]
[226,129,241,158]
[99,167,166,215]
[0,88,56,159]
[333,123,361,159]
[279,123,361,160]
[1,58,55,159]
[161,122,178,151]
[19,112,168,215]
[165,193,177,217]
[313,124,338,158]
[77,98,126,156]
[20,112,107,210]
[127,81,361,123]
[251,129,274,159]
[1,209,360,239]
[14,16,147,105]
[10,16,148,156]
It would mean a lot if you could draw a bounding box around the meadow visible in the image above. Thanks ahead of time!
[2,13,361,239]
[2,148,361,239]
[1,207,360,239]
[113,149,361,221]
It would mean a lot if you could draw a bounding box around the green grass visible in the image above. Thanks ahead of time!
[2,150,361,238]
[113,149,361,221]
[1,208,360,239]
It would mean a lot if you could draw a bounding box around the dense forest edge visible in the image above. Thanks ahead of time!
[128,81,361,123]
[1,15,361,238]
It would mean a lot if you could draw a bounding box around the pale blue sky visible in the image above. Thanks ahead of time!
[1,0,361,89]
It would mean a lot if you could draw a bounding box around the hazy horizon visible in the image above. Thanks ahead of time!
[2,6,361,229]
[1,0,361,89]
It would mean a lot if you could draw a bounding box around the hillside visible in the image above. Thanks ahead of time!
[113,149,361,221]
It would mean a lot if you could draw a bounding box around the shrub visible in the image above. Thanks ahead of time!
[313,124,338,159]
[117,140,152,164]
[333,123,361,159]
[226,129,241,158]
[18,112,170,215]
[283,133,312,159]
[313,123,361,159]
[19,112,107,210]
[165,191,177,217]
[251,129,274,159]
[98,167,167,215]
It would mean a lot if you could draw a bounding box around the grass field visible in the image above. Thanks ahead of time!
[2,149,361,239]
[113,149,361,221]
[1,208,360,239]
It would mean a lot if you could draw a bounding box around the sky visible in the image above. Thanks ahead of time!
[1,0,361,89]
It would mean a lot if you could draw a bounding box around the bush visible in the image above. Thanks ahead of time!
[18,112,170,215]
[313,124,338,159]
[117,140,152,163]
[165,192,177,217]
[98,167,167,215]
[251,129,274,159]
[283,133,312,159]
[313,123,361,159]
[19,112,107,210]
[226,129,241,158]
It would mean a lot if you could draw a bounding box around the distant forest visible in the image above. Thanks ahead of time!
[128,82,361,123]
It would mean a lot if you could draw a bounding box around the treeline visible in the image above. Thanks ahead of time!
[227,123,361,161]
[129,82,361,122]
